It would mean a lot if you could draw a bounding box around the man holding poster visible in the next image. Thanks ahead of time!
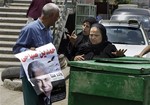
[13,3,61,105]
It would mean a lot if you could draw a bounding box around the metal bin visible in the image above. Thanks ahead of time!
[68,57,150,105]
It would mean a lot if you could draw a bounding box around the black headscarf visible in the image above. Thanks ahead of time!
[82,17,97,28]
[91,23,108,43]
[76,23,118,59]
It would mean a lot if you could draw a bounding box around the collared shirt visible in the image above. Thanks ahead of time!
[13,19,53,77]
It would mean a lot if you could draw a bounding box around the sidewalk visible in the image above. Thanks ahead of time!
[0,68,69,105]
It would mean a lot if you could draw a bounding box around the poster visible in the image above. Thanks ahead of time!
[15,43,66,103]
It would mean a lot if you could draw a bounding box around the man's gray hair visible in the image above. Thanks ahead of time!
[42,3,60,17]
[28,60,49,78]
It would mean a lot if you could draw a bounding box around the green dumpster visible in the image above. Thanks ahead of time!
[68,57,150,105]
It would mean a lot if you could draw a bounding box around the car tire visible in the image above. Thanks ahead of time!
[1,67,20,82]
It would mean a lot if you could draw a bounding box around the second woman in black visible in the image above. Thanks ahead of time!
[74,23,126,61]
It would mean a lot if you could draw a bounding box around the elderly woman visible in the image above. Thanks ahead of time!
[67,17,98,60]
[74,23,126,61]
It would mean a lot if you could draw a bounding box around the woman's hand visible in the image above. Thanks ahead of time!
[67,30,77,45]
[74,54,85,61]
[112,49,127,57]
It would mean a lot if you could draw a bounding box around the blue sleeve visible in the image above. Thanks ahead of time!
[13,28,33,54]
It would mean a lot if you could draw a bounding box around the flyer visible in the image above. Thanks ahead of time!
[15,43,66,103]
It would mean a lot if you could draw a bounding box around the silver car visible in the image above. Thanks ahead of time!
[100,19,150,57]
[110,8,150,39]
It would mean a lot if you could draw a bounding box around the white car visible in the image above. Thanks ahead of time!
[100,19,150,58]
[110,8,150,39]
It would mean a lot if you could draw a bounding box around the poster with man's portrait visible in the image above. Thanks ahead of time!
[15,43,66,103]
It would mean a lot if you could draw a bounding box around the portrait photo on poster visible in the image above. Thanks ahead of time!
[15,43,66,103]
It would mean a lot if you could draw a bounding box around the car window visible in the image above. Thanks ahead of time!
[111,15,150,29]
[112,8,150,16]
[105,26,145,45]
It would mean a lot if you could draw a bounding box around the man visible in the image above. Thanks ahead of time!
[13,3,60,105]
[28,61,53,105]
[135,45,150,57]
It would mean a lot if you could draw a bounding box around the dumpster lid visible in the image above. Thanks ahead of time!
[95,57,150,64]
[69,57,150,74]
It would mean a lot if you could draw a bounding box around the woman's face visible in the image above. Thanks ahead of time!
[82,22,91,35]
[89,27,102,45]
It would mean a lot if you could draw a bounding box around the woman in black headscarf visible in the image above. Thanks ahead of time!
[74,23,126,61]
[67,17,98,60]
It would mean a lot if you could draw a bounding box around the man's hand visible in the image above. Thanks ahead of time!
[58,54,68,69]
[134,54,143,58]
[30,47,36,50]
[112,49,127,57]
